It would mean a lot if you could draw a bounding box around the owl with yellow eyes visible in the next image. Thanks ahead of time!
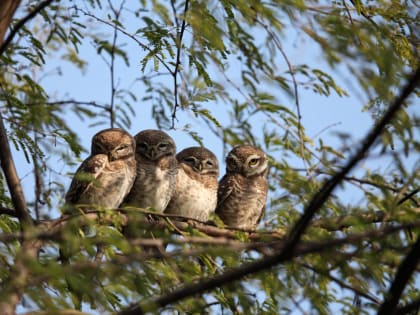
[216,145,268,230]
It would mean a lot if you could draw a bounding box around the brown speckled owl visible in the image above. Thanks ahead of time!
[65,128,136,210]
[165,147,219,221]
[123,129,177,211]
[216,145,268,230]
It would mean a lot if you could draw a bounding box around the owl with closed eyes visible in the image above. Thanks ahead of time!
[123,129,178,211]
[216,145,268,230]
[165,147,219,221]
[65,128,136,210]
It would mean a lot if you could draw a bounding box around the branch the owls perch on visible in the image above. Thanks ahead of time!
[1,208,419,247]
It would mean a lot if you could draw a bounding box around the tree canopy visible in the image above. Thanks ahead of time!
[0,0,419,314]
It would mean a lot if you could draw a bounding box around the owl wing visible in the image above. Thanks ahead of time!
[216,174,235,210]
[65,154,108,204]
[255,179,269,224]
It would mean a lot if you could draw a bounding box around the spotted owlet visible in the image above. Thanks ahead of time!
[215,145,268,230]
[65,128,136,210]
[165,147,219,221]
[123,129,178,211]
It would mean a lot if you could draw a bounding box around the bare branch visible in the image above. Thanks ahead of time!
[0,113,31,226]
[302,263,381,305]
[107,0,126,128]
[395,297,420,315]
[377,234,420,315]
[171,0,189,128]
[256,18,310,175]
[0,206,17,217]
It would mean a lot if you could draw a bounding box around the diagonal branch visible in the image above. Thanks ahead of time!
[116,67,420,315]
[287,67,419,249]
[0,1,21,46]
[0,0,55,56]
[377,234,420,315]
[395,296,420,315]
[0,113,31,226]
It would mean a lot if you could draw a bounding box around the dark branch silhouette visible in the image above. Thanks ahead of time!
[0,0,55,56]
[0,1,21,46]
[0,113,31,226]
[171,0,189,128]
[377,234,420,315]
[116,67,420,315]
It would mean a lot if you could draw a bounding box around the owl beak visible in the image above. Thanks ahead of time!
[109,151,117,161]
[149,149,157,160]
[197,163,203,171]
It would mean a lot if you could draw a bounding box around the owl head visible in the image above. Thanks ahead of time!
[91,128,135,161]
[134,129,176,161]
[177,147,219,176]
[225,145,268,177]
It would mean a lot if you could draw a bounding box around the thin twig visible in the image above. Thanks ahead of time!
[171,0,189,129]
[107,0,126,128]
[302,263,381,304]
[74,6,173,75]
[342,0,355,25]
[32,138,42,220]
[348,0,378,27]
[257,19,310,175]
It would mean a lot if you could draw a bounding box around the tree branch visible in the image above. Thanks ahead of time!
[0,0,55,56]
[0,206,18,217]
[377,234,420,315]
[395,297,420,315]
[107,0,126,128]
[302,263,381,305]
[116,220,420,315]
[0,113,31,226]
[170,0,189,128]
[0,0,21,46]
[116,67,420,315]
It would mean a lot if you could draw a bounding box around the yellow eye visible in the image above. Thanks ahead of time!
[249,158,259,166]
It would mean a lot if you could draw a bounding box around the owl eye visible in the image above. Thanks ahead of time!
[183,157,195,163]
[117,144,128,151]
[248,158,259,167]
[158,142,169,151]
[206,160,214,167]
[137,143,147,152]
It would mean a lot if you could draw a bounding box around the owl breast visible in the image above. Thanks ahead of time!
[77,157,136,209]
[123,155,177,211]
[216,173,267,230]
[165,166,218,221]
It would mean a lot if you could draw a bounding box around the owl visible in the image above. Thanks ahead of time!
[123,129,178,211]
[165,147,219,221]
[65,128,136,210]
[216,145,268,230]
